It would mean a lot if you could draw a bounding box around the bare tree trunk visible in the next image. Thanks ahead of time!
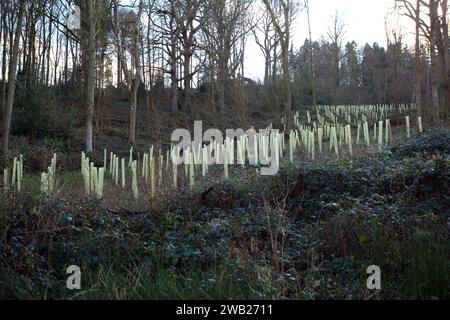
[213,36,230,128]
[0,1,9,119]
[264,47,270,86]
[281,43,293,131]
[129,87,138,144]
[85,0,96,153]
[146,19,154,133]
[332,43,339,105]
[236,37,247,128]
[64,34,68,84]
[183,50,191,111]
[440,0,450,119]
[170,65,178,112]
[262,0,294,131]
[0,7,3,125]
[114,0,122,87]
[414,0,422,116]
[2,0,25,158]
[97,49,105,130]
[429,0,440,122]
[283,3,293,132]
[217,51,228,120]
[170,25,178,113]
[271,40,280,123]
[46,3,54,85]
[128,0,143,145]
[207,51,216,125]
[54,32,61,85]
[393,41,400,108]
[40,12,47,83]
[305,0,316,106]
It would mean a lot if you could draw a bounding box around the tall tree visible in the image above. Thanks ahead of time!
[2,0,26,157]
[262,0,299,132]
[429,0,440,122]
[327,10,346,106]
[385,6,404,109]
[153,0,183,112]
[252,6,280,116]
[343,41,360,103]
[203,0,252,126]
[177,0,206,111]
[438,0,450,119]
[415,0,422,116]
[398,0,449,121]
[112,0,143,144]
[82,0,96,153]
[304,0,316,106]
[0,0,11,120]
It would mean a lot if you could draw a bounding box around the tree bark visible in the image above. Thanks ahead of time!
[281,42,293,132]
[439,0,450,119]
[170,32,178,113]
[183,47,191,110]
[414,0,422,116]
[1,0,25,158]
[429,0,440,122]
[262,0,294,132]
[0,0,9,119]
[114,1,122,87]
[85,0,96,153]
[128,0,143,144]
[305,0,316,107]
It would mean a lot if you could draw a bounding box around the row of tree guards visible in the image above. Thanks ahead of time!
[2,104,422,199]
[2,155,24,193]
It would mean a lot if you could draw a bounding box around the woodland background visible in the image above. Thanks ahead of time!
[0,0,448,163]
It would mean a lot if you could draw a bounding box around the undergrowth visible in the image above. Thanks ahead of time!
[0,128,448,299]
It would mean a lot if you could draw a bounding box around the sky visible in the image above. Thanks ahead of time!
[244,0,409,80]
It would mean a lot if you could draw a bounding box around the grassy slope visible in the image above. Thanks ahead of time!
[0,128,449,300]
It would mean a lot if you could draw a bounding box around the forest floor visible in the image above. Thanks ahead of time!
[0,118,449,299]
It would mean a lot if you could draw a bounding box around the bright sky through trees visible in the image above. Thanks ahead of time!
[246,0,408,80]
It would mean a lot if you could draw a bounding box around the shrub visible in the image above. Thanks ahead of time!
[392,127,450,157]
[13,81,75,140]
